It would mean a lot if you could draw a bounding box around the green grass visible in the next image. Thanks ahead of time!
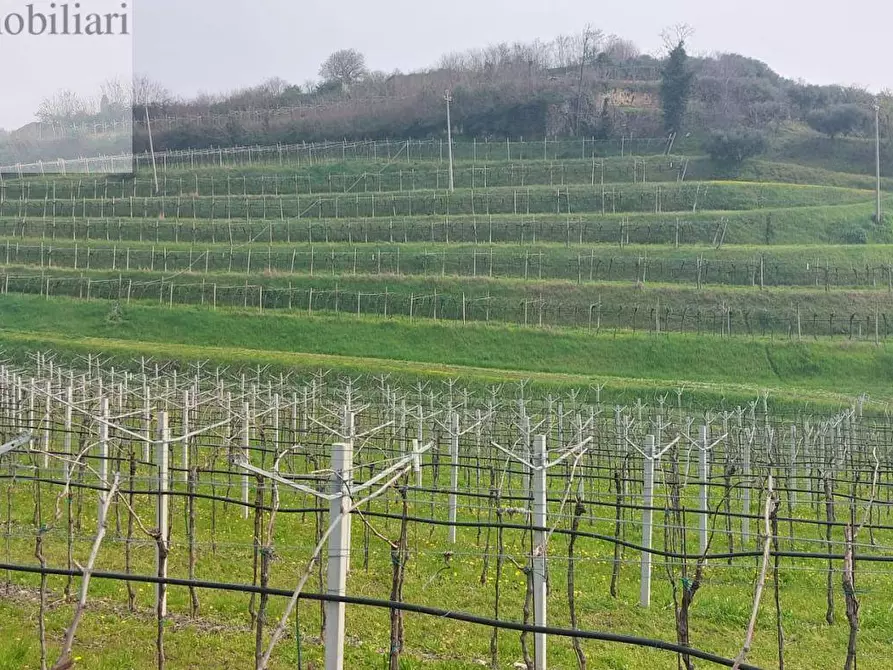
[5,238,893,288]
[0,449,891,670]
[685,158,893,191]
[3,131,893,669]
[4,149,888,191]
[771,131,893,176]
[6,154,892,200]
[1,155,694,198]
[5,194,890,246]
[0,293,890,408]
[1,181,875,222]
[3,539,890,670]
[5,264,892,337]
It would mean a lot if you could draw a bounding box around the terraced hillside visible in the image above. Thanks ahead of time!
[0,137,891,406]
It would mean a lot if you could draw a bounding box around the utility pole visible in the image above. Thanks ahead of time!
[875,103,882,224]
[575,27,591,136]
[444,90,455,192]
[146,106,160,195]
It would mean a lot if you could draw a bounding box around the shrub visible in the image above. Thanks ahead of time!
[806,104,870,139]
[839,225,868,244]
[703,128,768,165]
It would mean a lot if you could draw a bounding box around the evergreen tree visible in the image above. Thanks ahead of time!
[659,41,694,135]
[595,97,613,140]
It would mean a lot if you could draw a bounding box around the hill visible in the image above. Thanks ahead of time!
[9,30,891,159]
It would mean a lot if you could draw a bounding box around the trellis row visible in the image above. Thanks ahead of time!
[1,271,891,340]
[0,215,751,247]
[3,240,893,289]
[0,189,750,221]
[0,358,887,669]
[1,136,671,176]
[0,157,690,200]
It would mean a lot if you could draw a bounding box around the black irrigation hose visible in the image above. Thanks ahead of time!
[0,473,337,513]
[344,513,893,564]
[0,561,762,670]
[52,456,893,500]
[3,471,893,536]
[405,482,893,529]
[5,435,893,482]
[1,475,890,562]
[0,468,893,533]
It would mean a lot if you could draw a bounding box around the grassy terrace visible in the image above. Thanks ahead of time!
[0,144,889,401]
[3,239,893,287]
[4,444,892,670]
[0,133,892,670]
[0,293,891,408]
[2,197,890,245]
[2,265,892,338]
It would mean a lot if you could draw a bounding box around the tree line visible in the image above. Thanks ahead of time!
[7,26,891,160]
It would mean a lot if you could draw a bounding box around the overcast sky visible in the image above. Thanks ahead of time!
[2,0,888,130]
[133,0,887,96]
[1,0,132,130]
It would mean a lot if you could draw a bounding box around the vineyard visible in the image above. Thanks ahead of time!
[0,139,892,343]
[1,358,892,670]
[0,136,892,669]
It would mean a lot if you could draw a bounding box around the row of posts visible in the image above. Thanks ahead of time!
[0,368,768,670]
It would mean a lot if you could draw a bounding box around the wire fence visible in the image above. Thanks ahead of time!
[0,214,762,246]
[0,137,673,176]
[22,97,409,140]
[4,240,893,289]
[0,360,887,669]
[3,271,892,340]
[0,156,691,199]
[0,185,865,228]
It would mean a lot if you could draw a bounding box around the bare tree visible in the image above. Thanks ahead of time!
[510,39,549,71]
[101,77,131,105]
[99,77,132,116]
[258,77,289,96]
[603,35,640,62]
[37,75,171,123]
[433,29,621,74]
[365,70,390,83]
[133,74,174,107]
[190,91,225,112]
[661,23,695,54]
[319,49,368,87]
[36,90,93,122]
[552,33,575,69]
[575,25,604,135]
[437,51,468,71]
[222,77,292,109]
[481,42,512,70]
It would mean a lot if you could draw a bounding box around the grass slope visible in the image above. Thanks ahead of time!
[0,294,889,407]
